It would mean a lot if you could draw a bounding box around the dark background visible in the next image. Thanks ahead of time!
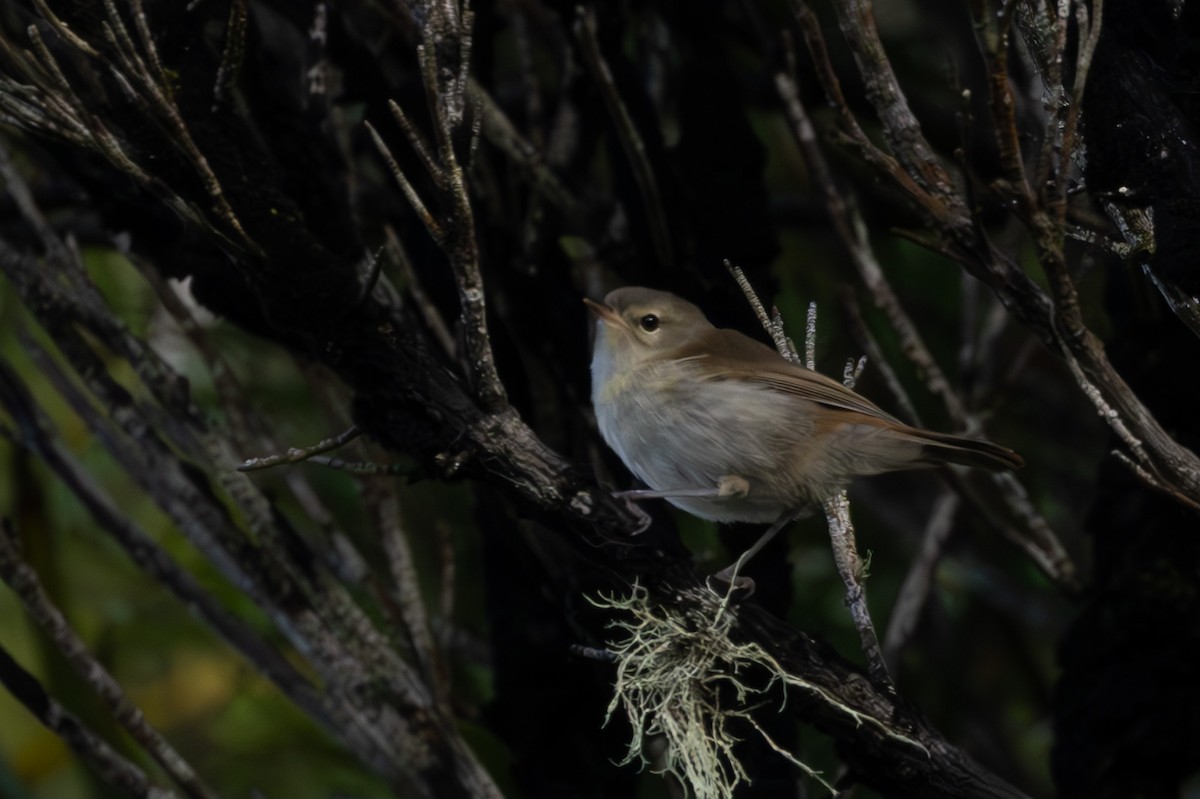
[2,0,1198,797]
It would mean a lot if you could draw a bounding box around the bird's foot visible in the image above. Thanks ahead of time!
[707,565,755,598]
[622,498,653,534]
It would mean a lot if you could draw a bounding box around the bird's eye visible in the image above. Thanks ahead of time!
[639,314,660,332]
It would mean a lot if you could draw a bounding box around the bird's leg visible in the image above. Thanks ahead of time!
[613,476,749,536]
[709,508,796,596]
[614,474,750,502]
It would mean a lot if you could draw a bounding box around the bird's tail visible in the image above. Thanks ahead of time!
[913,429,1024,471]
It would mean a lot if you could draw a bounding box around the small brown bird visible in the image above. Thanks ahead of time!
[585,287,1022,583]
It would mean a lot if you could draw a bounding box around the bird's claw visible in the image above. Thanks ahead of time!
[619,495,653,533]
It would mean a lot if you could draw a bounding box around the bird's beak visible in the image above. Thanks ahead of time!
[583,297,622,327]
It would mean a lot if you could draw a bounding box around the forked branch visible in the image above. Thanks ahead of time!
[368,0,508,414]
[795,0,1200,513]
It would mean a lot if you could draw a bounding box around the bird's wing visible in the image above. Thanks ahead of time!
[670,327,905,424]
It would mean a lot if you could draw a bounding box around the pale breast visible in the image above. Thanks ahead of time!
[594,358,822,523]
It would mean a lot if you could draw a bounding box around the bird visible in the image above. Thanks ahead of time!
[584,286,1023,586]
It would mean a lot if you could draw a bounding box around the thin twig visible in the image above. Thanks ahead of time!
[474,79,576,210]
[789,12,942,225]
[1033,0,1071,203]
[805,302,818,371]
[101,0,257,252]
[0,358,331,726]
[30,0,101,55]
[883,492,960,672]
[366,119,445,242]
[384,225,457,357]
[0,640,180,799]
[975,0,1036,208]
[773,52,970,421]
[238,427,363,471]
[844,355,867,388]
[823,491,893,689]
[212,0,247,107]
[775,37,1079,588]
[303,456,414,475]
[576,6,674,268]
[7,329,461,784]
[437,519,457,645]
[726,260,799,362]
[398,3,508,414]
[823,0,967,216]
[0,521,218,799]
[726,260,775,337]
[367,480,446,705]
[725,269,892,689]
[843,292,925,427]
[389,98,446,189]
